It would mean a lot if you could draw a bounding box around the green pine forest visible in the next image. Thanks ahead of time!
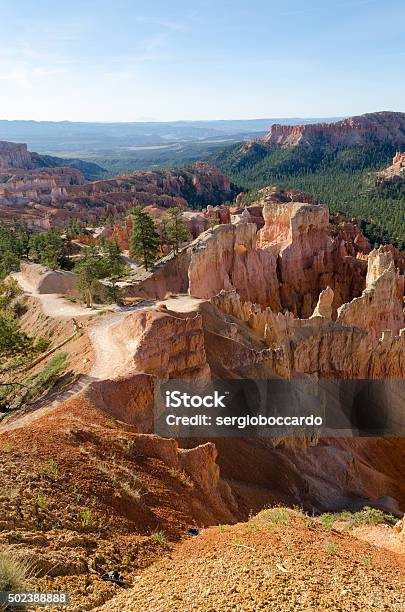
[212,141,405,250]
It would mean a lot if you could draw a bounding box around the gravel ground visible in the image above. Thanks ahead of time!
[96,509,405,612]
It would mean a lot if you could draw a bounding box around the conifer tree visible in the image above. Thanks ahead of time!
[164,207,190,256]
[130,206,160,270]
[74,246,105,307]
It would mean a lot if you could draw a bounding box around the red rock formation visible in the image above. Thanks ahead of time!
[378,244,405,274]
[183,211,207,238]
[329,216,371,256]
[188,223,281,311]
[112,308,211,380]
[0,141,33,169]
[337,248,405,339]
[122,193,380,321]
[377,151,405,184]
[393,151,405,167]
[0,167,84,204]
[212,288,405,379]
[256,198,367,316]
[260,112,405,150]
[0,163,234,228]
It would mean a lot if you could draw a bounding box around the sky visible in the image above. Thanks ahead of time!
[0,0,404,122]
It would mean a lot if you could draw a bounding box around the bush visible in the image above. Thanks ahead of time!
[168,467,194,489]
[0,550,31,591]
[320,506,396,530]
[151,530,166,544]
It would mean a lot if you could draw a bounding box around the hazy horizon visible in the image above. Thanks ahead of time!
[0,115,345,125]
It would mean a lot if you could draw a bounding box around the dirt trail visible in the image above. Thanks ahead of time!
[3,280,203,433]
[1,276,146,433]
[89,295,204,379]
[89,308,144,379]
[11,272,103,318]
[12,271,149,380]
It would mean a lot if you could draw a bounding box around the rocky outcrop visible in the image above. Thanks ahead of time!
[84,373,155,431]
[19,262,79,297]
[260,112,405,151]
[122,249,191,301]
[277,201,370,315]
[188,223,281,311]
[310,287,334,319]
[393,151,405,167]
[337,248,404,338]
[376,151,405,184]
[110,307,210,380]
[212,288,405,379]
[258,199,367,317]
[0,162,235,227]
[0,167,84,206]
[0,141,33,169]
[187,197,366,318]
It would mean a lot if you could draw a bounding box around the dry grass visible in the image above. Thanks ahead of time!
[168,468,194,489]
[121,482,142,502]
[319,507,396,530]
[0,549,32,591]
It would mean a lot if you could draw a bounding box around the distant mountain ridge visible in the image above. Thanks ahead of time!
[259,111,405,150]
[0,140,105,180]
[0,117,342,153]
[211,111,405,249]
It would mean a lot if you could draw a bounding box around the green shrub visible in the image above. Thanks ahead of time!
[151,530,166,544]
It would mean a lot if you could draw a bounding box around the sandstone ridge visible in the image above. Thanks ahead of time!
[260,111,405,150]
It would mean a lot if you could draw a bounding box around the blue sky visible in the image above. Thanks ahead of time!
[0,0,403,121]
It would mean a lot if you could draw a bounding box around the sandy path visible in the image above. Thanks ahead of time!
[89,295,204,379]
[12,272,101,318]
[89,310,142,379]
[13,270,148,378]
[1,288,203,433]
[12,279,203,382]
[157,295,205,312]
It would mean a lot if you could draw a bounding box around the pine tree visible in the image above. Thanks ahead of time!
[130,206,160,270]
[74,246,105,307]
[101,239,128,303]
[164,207,190,256]
[102,239,126,279]
[28,229,65,270]
[0,221,30,279]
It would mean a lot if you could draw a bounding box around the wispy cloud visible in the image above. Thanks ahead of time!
[279,0,379,17]
[134,16,187,32]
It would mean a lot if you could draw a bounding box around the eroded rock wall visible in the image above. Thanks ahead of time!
[188,223,281,311]
[188,199,367,318]
[0,141,33,169]
[212,289,405,379]
[261,112,405,150]
[20,262,79,297]
[337,248,404,339]
[111,307,210,380]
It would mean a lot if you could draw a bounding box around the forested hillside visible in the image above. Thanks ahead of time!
[212,141,405,249]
